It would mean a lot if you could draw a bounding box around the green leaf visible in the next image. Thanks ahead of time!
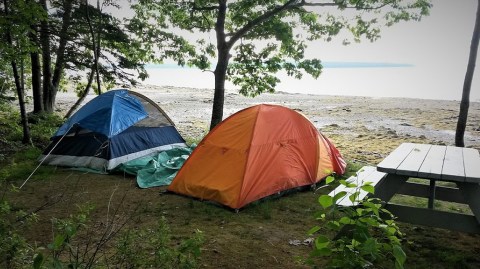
[33,253,44,269]
[318,195,333,209]
[325,175,335,184]
[361,185,375,194]
[360,217,379,227]
[348,193,359,203]
[315,235,330,249]
[393,245,406,268]
[339,216,353,224]
[333,191,347,203]
[346,182,358,188]
[310,247,332,257]
[307,225,321,235]
[314,211,326,220]
[387,226,398,235]
[52,234,66,250]
[362,201,379,209]
[65,225,76,237]
[326,221,340,231]
[361,238,378,256]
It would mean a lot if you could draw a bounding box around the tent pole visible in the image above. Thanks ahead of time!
[19,125,74,189]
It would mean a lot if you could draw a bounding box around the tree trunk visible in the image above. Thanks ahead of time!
[30,26,43,113]
[85,0,101,94]
[46,0,74,112]
[40,0,53,112]
[3,0,31,144]
[11,60,31,144]
[31,51,42,112]
[64,68,95,118]
[455,0,480,147]
[210,0,228,130]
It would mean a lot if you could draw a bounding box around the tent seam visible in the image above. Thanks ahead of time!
[236,105,263,209]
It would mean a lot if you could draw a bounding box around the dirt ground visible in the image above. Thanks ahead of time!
[14,85,480,268]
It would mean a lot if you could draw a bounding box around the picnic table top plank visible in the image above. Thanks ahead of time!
[463,148,480,183]
[441,146,465,182]
[418,145,446,179]
[396,144,432,177]
[377,143,416,173]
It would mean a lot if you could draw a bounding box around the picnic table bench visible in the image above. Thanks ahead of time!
[328,166,386,206]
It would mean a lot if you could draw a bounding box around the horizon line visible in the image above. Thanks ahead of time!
[145,61,414,70]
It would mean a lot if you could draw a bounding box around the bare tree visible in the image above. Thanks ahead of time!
[456,0,480,147]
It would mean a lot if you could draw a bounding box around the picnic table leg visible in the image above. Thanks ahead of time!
[428,180,436,209]
[457,182,480,224]
[373,174,409,202]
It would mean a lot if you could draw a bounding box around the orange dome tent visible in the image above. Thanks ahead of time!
[168,104,346,209]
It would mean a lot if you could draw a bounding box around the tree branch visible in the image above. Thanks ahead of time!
[301,0,391,10]
[227,0,394,49]
[300,0,338,7]
[187,2,216,32]
[192,3,219,11]
[227,0,298,50]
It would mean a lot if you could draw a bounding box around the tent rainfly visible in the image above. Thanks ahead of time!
[40,89,186,171]
[168,104,346,209]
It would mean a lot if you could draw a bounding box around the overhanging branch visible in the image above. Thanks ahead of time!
[301,0,391,10]
[227,0,396,49]
[227,0,298,49]
[192,3,219,11]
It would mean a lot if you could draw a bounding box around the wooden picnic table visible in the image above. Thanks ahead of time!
[375,143,480,234]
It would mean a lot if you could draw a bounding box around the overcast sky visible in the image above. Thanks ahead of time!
[142,0,480,101]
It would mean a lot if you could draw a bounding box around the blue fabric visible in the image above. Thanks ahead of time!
[109,126,185,158]
[54,90,148,138]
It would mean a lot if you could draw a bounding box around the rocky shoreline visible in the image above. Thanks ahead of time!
[53,84,480,164]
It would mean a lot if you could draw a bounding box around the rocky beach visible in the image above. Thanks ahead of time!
[54,84,480,165]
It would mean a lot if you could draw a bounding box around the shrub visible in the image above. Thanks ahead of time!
[114,216,204,269]
[0,185,36,269]
[308,174,406,269]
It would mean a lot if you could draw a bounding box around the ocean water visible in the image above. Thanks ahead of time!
[143,63,480,102]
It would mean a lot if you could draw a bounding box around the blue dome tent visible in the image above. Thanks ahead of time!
[40,89,186,171]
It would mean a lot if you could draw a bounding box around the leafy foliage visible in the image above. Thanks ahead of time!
[32,204,95,269]
[0,0,46,62]
[0,192,204,269]
[0,103,62,161]
[40,0,150,91]
[308,174,406,269]
[130,0,431,97]
[0,188,36,269]
[114,217,204,269]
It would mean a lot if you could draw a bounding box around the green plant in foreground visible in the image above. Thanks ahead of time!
[0,185,36,269]
[308,175,406,269]
[115,216,204,269]
[33,203,95,269]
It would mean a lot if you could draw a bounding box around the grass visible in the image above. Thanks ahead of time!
[4,161,480,268]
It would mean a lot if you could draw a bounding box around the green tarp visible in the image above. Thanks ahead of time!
[115,145,195,188]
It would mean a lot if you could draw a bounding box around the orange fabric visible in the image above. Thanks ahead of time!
[168,106,258,208]
[316,134,335,179]
[168,104,346,209]
[239,105,320,208]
